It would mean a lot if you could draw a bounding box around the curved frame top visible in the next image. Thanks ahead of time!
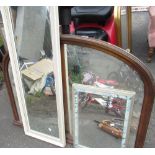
[60,34,155,148]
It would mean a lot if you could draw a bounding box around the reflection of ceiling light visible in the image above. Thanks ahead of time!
[48,128,52,132]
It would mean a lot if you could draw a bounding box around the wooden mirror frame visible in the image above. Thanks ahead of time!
[127,6,132,50]
[0,51,22,126]
[0,15,22,126]
[60,34,155,148]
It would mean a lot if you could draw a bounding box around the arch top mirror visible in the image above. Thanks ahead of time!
[61,35,154,148]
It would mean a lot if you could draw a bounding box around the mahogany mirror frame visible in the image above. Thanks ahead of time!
[60,34,155,148]
[0,22,22,126]
[1,52,22,126]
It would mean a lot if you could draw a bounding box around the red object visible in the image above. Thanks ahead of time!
[97,79,119,86]
[70,14,117,45]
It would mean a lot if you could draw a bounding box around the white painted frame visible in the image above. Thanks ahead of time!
[72,83,135,148]
[0,6,66,147]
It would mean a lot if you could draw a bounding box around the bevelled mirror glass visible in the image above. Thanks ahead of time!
[64,44,144,148]
[1,6,65,147]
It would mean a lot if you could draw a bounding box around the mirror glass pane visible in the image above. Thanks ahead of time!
[11,6,59,138]
[65,44,144,147]
[121,6,128,49]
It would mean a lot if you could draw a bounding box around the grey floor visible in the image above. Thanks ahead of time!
[0,86,58,148]
[0,11,155,148]
[132,11,155,148]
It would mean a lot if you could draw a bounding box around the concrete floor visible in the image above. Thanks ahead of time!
[132,11,155,148]
[0,11,155,148]
[0,85,58,148]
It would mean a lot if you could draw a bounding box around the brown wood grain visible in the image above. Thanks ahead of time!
[2,52,22,126]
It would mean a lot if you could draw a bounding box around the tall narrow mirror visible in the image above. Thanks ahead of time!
[121,6,128,49]
[1,6,65,147]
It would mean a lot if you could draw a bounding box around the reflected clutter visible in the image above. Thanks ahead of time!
[12,6,59,138]
[66,45,144,147]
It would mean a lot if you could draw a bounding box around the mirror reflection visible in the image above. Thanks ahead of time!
[11,6,59,137]
[66,45,144,147]
[121,6,128,49]
[73,84,135,148]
